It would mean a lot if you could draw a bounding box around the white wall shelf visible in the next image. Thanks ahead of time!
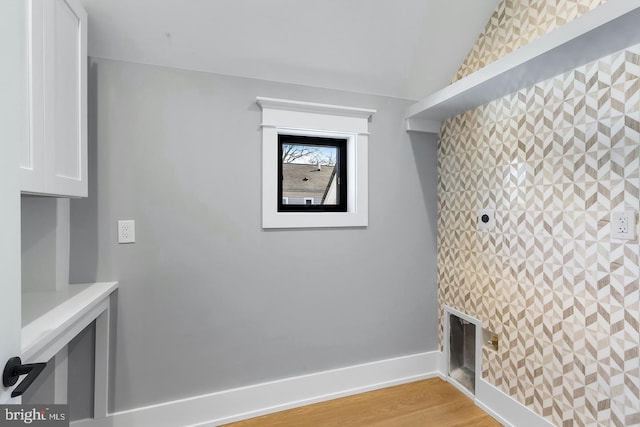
[22,281,117,418]
[405,0,640,134]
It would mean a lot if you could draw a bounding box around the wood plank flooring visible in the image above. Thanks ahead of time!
[223,377,502,427]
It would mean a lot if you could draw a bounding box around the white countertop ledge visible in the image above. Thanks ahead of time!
[22,282,118,362]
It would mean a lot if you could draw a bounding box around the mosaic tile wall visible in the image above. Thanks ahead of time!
[452,0,608,83]
[438,45,640,426]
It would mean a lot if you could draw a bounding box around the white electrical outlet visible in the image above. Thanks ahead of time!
[619,216,628,233]
[118,220,136,244]
[611,211,635,240]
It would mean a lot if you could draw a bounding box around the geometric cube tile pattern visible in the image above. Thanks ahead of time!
[452,0,608,83]
[439,44,640,426]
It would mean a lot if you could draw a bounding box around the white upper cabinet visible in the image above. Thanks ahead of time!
[21,0,87,197]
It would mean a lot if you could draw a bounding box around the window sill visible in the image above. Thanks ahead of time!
[264,211,367,229]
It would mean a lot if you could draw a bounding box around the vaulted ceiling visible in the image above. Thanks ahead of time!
[79,0,500,100]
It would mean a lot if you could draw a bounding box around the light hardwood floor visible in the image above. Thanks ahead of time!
[223,377,502,427]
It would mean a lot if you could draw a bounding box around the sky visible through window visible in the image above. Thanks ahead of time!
[282,144,337,166]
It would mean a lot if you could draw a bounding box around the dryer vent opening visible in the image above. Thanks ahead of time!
[449,313,476,394]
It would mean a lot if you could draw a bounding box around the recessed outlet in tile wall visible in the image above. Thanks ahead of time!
[478,209,494,229]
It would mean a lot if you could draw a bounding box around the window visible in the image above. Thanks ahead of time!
[257,97,375,229]
[278,134,347,212]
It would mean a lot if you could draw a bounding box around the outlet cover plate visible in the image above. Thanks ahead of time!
[118,220,136,244]
[611,211,635,240]
[478,209,494,229]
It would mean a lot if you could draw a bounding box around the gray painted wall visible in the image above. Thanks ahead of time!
[22,197,59,292]
[69,58,439,413]
[68,324,95,420]
[22,355,55,405]
[21,197,70,292]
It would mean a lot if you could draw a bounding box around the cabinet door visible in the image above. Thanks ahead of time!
[20,0,45,194]
[43,0,87,197]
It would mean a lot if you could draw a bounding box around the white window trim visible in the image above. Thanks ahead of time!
[257,97,375,229]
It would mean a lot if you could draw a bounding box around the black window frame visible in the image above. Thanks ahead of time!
[278,134,347,212]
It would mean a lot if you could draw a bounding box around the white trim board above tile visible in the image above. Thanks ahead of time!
[405,0,640,134]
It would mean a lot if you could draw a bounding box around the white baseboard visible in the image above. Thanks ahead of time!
[437,349,551,427]
[72,350,552,427]
[71,351,440,427]
[474,378,553,427]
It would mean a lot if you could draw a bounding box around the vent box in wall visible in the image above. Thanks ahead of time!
[444,306,480,396]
